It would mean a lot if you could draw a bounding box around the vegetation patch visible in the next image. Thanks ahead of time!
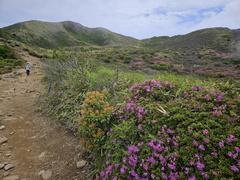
[95,80,239,180]
[0,44,25,74]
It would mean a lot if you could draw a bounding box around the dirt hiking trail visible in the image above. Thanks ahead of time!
[0,47,92,180]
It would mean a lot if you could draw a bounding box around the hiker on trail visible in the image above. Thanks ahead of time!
[25,62,30,76]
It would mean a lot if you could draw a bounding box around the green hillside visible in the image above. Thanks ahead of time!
[0,20,139,48]
[141,27,240,52]
[0,20,239,52]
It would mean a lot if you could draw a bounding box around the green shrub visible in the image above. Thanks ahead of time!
[124,56,132,60]
[104,59,111,63]
[96,79,239,179]
[0,44,17,59]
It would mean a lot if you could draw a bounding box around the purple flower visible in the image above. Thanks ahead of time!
[107,153,111,158]
[231,165,239,172]
[188,177,196,180]
[233,153,238,159]
[235,147,240,152]
[167,128,174,134]
[203,129,209,134]
[114,163,119,168]
[218,141,225,147]
[143,164,148,170]
[211,152,218,156]
[199,145,205,150]
[100,171,105,177]
[122,165,127,169]
[129,155,138,167]
[162,173,168,179]
[204,94,211,101]
[227,135,236,142]
[237,160,240,165]
[197,105,202,108]
[190,160,195,165]
[173,141,179,147]
[143,173,148,176]
[193,140,198,146]
[147,157,155,164]
[196,161,205,171]
[230,118,236,122]
[137,113,143,119]
[217,95,223,101]
[152,120,157,123]
[113,177,118,180]
[122,157,127,163]
[228,152,233,157]
[120,168,125,174]
[168,164,176,170]
[137,125,142,130]
[203,138,210,143]
[137,142,144,146]
[201,172,209,179]
[127,145,139,154]
[191,86,198,91]
[129,170,138,177]
[151,174,156,179]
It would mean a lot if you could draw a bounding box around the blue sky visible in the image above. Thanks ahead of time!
[0,0,239,39]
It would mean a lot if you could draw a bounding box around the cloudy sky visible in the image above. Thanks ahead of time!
[0,0,239,39]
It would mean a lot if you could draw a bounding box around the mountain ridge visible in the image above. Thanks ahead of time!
[0,20,239,52]
[0,20,139,48]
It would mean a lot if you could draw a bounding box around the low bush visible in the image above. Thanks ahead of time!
[78,90,115,153]
[95,79,239,179]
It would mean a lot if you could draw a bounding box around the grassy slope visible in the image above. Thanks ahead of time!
[0,20,239,52]
[141,27,239,52]
[0,20,139,48]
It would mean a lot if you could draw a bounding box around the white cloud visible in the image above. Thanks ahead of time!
[0,0,239,39]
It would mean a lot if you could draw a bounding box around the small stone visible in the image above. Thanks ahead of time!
[0,136,8,144]
[39,151,47,159]
[4,164,14,171]
[4,117,17,121]
[0,163,5,169]
[3,175,20,180]
[77,160,87,168]
[3,172,9,177]
[38,170,52,180]
[0,125,5,130]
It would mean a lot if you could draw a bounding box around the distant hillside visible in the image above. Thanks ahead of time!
[0,20,239,52]
[0,20,139,48]
[141,27,240,52]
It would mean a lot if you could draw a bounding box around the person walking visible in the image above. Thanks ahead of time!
[25,62,31,76]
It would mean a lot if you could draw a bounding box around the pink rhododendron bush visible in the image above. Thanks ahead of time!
[95,80,239,180]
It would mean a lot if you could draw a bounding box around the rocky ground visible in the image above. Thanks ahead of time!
[0,48,92,180]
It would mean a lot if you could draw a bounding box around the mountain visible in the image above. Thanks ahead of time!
[0,20,239,53]
[0,20,139,48]
[141,27,240,52]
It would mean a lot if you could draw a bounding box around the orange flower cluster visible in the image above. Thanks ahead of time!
[78,90,114,152]
[80,138,99,150]
[80,90,114,117]
[92,128,104,138]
